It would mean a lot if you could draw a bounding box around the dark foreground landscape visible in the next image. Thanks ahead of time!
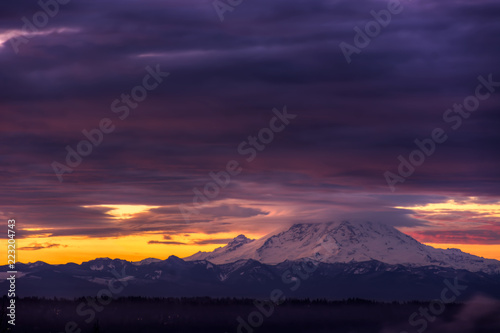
[6,296,500,333]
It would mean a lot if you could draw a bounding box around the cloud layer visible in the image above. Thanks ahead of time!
[1,0,500,246]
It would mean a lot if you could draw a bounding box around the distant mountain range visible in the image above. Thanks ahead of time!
[3,221,500,301]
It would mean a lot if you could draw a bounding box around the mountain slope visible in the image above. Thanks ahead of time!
[5,221,500,300]
[3,257,500,300]
[184,221,500,273]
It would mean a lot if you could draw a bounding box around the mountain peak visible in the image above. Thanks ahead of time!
[227,234,253,247]
[183,234,255,262]
[132,258,162,266]
[218,234,255,254]
[234,234,250,241]
[184,221,500,273]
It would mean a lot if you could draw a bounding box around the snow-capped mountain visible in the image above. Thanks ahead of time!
[186,234,255,262]
[5,221,500,300]
[185,221,500,274]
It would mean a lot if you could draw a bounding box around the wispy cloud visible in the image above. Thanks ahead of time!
[20,242,66,251]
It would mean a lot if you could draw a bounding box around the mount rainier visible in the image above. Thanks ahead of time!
[3,221,500,300]
[185,221,500,274]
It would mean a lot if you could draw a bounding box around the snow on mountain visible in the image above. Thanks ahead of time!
[186,234,256,262]
[184,221,500,273]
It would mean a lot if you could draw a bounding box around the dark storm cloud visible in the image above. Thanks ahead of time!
[1,0,500,243]
[198,205,269,218]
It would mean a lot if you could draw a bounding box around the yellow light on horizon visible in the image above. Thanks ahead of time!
[395,197,500,217]
[83,204,161,219]
[425,243,500,261]
[0,231,264,265]
[20,227,55,231]
[395,197,500,257]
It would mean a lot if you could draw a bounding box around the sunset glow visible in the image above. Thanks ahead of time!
[1,0,499,270]
[3,0,500,331]
[83,204,162,220]
[396,197,500,218]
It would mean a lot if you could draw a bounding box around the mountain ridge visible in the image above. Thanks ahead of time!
[4,256,500,300]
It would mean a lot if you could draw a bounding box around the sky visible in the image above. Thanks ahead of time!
[1,0,500,264]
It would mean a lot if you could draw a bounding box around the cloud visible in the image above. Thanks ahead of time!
[409,229,500,245]
[19,242,66,251]
[147,237,237,246]
[147,240,187,245]
[198,205,269,219]
[192,238,234,245]
[0,0,499,246]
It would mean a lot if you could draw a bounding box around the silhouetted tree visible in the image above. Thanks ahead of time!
[0,296,10,333]
[91,320,101,333]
